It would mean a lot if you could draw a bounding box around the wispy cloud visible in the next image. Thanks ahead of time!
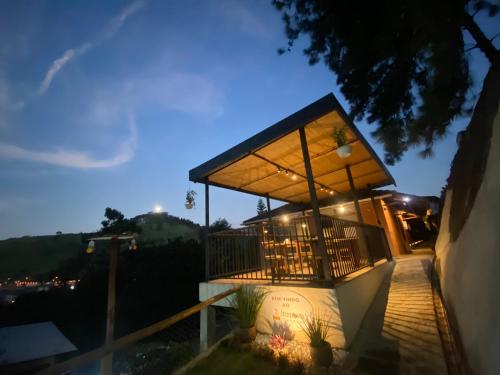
[219,1,269,37]
[38,1,146,95]
[0,117,137,169]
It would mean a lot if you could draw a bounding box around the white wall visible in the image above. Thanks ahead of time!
[199,261,392,349]
[336,261,394,347]
[435,97,500,375]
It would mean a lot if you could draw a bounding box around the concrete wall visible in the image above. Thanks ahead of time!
[336,260,394,347]
[199,260,392,349]
[435,77,500,374]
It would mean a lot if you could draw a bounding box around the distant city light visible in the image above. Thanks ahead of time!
[153,204,163,213]
[70,285,75,290]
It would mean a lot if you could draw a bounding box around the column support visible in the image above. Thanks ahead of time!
[346,165,373,266]
[367,184,382,225]
[101,237,119,375]
[266,194,272,222]
[205,183,210,281]
[299,127,332,283]
[200,305,216,351]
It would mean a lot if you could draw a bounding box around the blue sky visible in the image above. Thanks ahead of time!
[0,1,498,239]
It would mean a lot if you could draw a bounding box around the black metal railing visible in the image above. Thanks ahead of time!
[207,214,392,282]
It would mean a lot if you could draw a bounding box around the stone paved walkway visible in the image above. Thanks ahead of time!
[339,253,448,375]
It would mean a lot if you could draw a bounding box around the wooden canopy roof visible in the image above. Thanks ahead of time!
[189,93,395,203]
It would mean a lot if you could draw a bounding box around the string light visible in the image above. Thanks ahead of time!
[291,174,297,180]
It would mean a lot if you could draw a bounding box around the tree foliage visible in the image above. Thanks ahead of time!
[273,0,499,164]
[100,207,141,235]
[209,218,232,233]
[256,198,267,215]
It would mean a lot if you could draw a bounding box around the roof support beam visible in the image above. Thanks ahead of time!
[346,165,373,266]
[267,157,372,196]
[248,152,339,194]
[282,168,385,201]
[299,127,332,283]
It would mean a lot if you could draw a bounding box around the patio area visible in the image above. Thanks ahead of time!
[207,213,391,283]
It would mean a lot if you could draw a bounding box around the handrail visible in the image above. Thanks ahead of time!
[36,286,241,375]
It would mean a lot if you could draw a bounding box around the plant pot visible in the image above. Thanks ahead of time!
[336,144,352,158]
[185,202,194,209]
[310,341,333,368]
[237,326,257,343]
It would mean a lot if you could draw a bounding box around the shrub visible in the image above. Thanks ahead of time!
[230,286,267,328]
[300,312,330,347]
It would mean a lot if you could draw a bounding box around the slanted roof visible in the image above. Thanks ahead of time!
[189,94,395,203]
[0,322,77,364]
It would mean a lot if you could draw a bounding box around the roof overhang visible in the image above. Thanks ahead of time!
[189,93,395,203]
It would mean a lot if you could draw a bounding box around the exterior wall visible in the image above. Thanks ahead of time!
[199,260,392,349]
[435,102,500,375]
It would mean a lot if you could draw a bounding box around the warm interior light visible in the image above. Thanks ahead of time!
[282,215,289,223]
[291,174,297,180]
[86,240,95,254]
[301,223,307,228]
[153,204,163,213]
[329,191,334,195]
[338,206,345,214]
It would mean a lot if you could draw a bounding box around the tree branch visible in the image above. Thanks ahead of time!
[462,11,499,63]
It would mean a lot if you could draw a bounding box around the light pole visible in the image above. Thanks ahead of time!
[86,234,137,375]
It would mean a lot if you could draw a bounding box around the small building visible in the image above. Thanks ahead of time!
[189,94,430,349]
[0,322,77,374]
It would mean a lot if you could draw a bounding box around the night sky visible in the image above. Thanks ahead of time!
[1,1,498,239]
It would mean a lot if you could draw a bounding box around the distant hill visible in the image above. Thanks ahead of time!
[0,212,201,279]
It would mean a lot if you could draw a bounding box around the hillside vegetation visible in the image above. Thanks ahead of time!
[0,212,201,279]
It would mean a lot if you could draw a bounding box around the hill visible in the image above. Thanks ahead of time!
[0,212,201,279]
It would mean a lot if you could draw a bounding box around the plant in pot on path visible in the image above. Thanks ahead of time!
[333,126,352,158]
[301,312,333,368]
[230,286,267,343]
[185,189,196,209]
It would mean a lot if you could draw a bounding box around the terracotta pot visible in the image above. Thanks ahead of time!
[310,341,333,368]
[185,202,194,209]
[237,326,257,343]
[336,144,352,158]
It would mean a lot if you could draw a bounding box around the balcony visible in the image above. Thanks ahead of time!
[207,214,391,283]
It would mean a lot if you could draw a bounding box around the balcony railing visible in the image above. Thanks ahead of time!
[207,215,392,282]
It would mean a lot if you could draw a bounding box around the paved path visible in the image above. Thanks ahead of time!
[340,253,448,375]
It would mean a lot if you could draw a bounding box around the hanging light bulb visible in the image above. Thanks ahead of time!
[86,240,95,254]
[129,239,138,251]
[291,174,297,180]
[277,168,281,174]
[285,170,289,176]
[329,190,334,195]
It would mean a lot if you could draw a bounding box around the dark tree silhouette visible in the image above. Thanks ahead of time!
[256,198,267,215]
[273,0,499,164]
[100,207,141,234]
[209,218,232,233]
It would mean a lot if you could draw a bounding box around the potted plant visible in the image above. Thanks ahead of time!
[230,286,267,343]
[301,312,333,368]
[185,190,196,209]
[333,126,352,158]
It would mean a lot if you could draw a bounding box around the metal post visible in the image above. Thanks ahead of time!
[266,194,272,222]
[346,165,363,224]
[101,237,119,375]
[299,127,332,283]
[367,184,382,225]
[205,183,210,281]
[346,165,373,266]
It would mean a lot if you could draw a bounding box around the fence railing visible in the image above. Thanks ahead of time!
[35,286,240,375]
[207,214,392,282]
